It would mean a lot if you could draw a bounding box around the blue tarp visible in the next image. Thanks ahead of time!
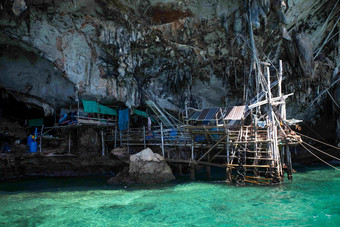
[118,109,129,131]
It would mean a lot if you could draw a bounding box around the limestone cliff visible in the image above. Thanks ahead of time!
[0,0,339,145]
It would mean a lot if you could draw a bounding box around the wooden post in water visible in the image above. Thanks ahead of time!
[114,126,117,149]
[226,131,232,183]
[143,126,146,149]
[101,130,105,156]
[286,145,293,180]
[226,131,230,163]
[68,130,71,154]
[190,135,195,180]
[191,136,194,161]
[206,153,211,178]
[178,164,183,176]
[119,131,122,147]
[161,123,165,157]
[178,148,183,176]
[127,125,130,154]
[190,166,195,181]
[40,125,44,153]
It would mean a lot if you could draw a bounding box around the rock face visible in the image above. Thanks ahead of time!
[0,0,339,145]
[129,148,175,184]
[78,128,100,153]
[108,148,175,184]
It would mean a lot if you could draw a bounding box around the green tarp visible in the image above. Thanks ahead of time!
[134,109,148,118]
[133,109,156,122]
[28,118,43,127]
[82,100,117,115]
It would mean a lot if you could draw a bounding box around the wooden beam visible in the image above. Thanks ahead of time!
[248,93,293,109]
[165,159,225,168]
[226,164,271,168]
[197,135,227,162]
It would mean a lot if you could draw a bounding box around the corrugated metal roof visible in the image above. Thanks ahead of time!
[224,106,245,120]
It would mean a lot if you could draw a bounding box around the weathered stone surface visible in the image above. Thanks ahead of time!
[128,148,175,184]
[0,118,28,140]
[78,128,100,153]
[110,147,130,164]
[0,0,339,149]
[12,0,27,16]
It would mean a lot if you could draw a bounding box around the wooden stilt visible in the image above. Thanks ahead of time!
[101,130,105,157]
[206,153,211,178]
[206,165,211,178]
[178,164,183,176]
[226,167,232,183]
[178,148,183,176]
[286,145,293,180]
[119,131,122,147]
[190,167,195,181]
[161,123,165,157]
[114,126,117,149]
[191,136,194,161]
[40,125,44,153]
[127,126,130,154]
[68,130,71,154]
[143,126,146,149]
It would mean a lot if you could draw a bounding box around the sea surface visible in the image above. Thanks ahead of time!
[0,166,339,226]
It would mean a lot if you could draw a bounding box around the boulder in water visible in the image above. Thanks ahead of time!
[129,148,175,184]
[109,147,175,184]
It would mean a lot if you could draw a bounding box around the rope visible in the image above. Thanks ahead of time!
[302,141,340,161]
[299,141,340,171]
[309,77,340,108]
[295,131,340,151]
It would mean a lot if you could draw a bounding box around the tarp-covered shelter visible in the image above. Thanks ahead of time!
[28,118,43,127]
[82,100,117,115]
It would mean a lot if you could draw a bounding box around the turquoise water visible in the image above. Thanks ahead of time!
[0,166,339,226]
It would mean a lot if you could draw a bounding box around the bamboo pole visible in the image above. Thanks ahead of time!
[143,126,146,149]
[190,167,195,181]
[278,60,286,120]
[226,132,230,163]
[127,125,130,154]
[191,136,194,160]
[101,130,105,156]
[206,153,211,178]
[119,131,122,147]
[178,148,183,176]
[68,130,71,154]
[161,123,165,157]
[40,125,44,153]
[114,126,117,148]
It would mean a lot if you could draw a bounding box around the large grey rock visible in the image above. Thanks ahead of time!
[128,148,175,184]
[12,0,27,16]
